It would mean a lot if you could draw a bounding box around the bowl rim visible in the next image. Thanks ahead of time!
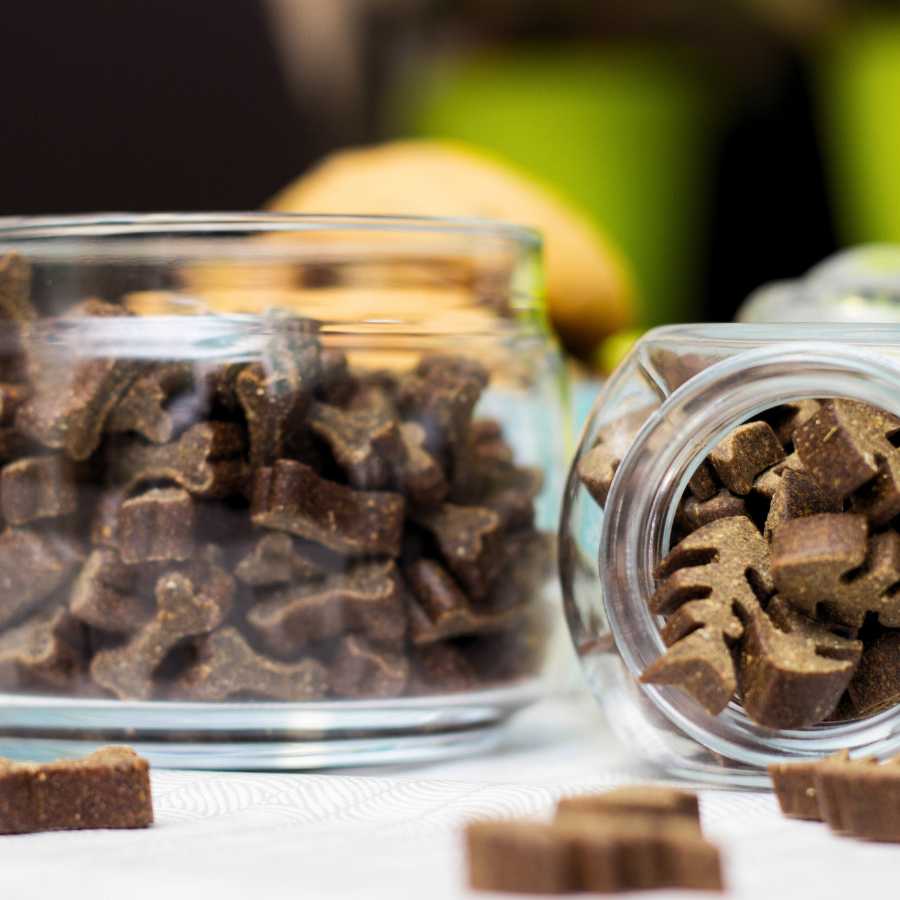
[0,211,542,248]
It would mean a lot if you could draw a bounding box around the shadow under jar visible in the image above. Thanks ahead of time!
[0,213,567,769]
[561,324,900,787]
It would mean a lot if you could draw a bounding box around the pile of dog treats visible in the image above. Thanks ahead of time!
[770,751,900,842]
[0,253,550,702]
[466,786,723,893]
[580,390,900,728]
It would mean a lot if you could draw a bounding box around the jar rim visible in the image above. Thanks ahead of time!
[0,211,543,248]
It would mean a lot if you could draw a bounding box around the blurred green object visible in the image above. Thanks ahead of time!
[817,15,900,244]
[593,328,644,375]
[401,46,712,327]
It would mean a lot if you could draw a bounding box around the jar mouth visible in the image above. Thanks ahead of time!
[600,340,900,765]
[0,212,542,249]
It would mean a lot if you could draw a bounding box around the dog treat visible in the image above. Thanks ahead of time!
[414,503,504,599]
[69,548,152,632]
[771,514,900,628]
[91,563,234,699]
[708,421,785,496]
[406,558,524,645]
[845,629,900,718]
[116,487,195,565]
[0,746,153,835]
[0,603,82,690]
[677,489,746,535]
[0,263,548,704]
[108,421,246,498]
[466,800,723,895]
[577,406,657,506]
[106,363,192,444]
[737,600,860,728]
[649,348,718,392]
[1,455,78,525]
[768,751,857,821]
[795,399,900,525]
[308,392,395,490]
[0,529,82,630]
[399,355,487,464]
[234,533,327,586]
[251,459,405,557]
[555,786,700,828]
[247,560,407,655]
[174,627,329,701]
[330,634,410,698]
[762,466,841,539]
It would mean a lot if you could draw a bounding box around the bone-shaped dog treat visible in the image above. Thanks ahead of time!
[0,603,83,691]
[236,320,320,467]
[458,456,543,532]
[771,513,900,627]
[0,529,82,630]
[398,354,488,464]
[649,348,718,392]
[677,489,746,536]
[174,627,329,701]
[405,559,524,645]
[708,421,785,495]
[330,634,410,698]
[762,400,821,446]
[640,517,772,714]
[108,421,246,498]
[795,399,900,525]
[555,786,701,828]
[738,599,861,728]
[234,533,327,586]
[251,459,405,557]
[17,301,140,461]
[409,642,479,694]
[577,406,657,506]
[762,466,841,539]
[69,548,152,632]
[0,746,153,835]
[116,487,195,565]
[316,348,354,405]
[90,563,234,700]
[308,389,395,489]
[844,629,900,718]
[413,503,504,599]
[373,421,448,508]
[687,461,718,501]
[1,455,78,525]
[106,363,192,444]
[247,560,407,655]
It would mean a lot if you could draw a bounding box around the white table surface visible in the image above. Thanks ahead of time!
[1,691,896,900]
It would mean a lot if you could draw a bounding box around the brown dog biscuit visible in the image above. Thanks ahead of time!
[234,533,327,587]
[556,786,700,829]
[708,421,785,496]
[106,363,192,444]
[1,455,78,526]
[0,603,83,691]
[0,746,153,835]
[762,466,841,539]
[251,459,405,557]
[771,513,900,628]
[174,627,329,701]
[69,548,152,632]
[678,489,746,536]
[330,634,410,698]
[116,487,195,565]
[844,629,900,718]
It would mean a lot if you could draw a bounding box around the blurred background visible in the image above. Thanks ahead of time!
[2,0,899,340]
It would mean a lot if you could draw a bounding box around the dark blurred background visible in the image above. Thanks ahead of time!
[2,0,899,324]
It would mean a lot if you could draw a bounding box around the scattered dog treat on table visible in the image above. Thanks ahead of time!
[0,746,153,835]
[466,786,723,894]
[0,252,551,703]
[581,396,900,730]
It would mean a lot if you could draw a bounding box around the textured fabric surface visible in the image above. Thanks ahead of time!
[0,694,894,899]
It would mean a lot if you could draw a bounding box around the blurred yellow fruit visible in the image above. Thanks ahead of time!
[267,140,636,355]
[593,328,644,376]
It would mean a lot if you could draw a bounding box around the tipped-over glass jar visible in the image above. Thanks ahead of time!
[562,323,900,787]
[0,213,567,769]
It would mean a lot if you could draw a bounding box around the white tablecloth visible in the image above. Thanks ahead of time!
[1,693,896,900]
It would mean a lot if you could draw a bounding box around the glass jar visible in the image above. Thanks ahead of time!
[562,323,900,787]
[0,213,568,769]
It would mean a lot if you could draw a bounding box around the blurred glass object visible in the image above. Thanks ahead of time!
[737,244,900,323]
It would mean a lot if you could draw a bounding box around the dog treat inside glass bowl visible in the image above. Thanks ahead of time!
[0,215,567,769]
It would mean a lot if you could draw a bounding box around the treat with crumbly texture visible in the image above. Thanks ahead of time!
[0,746,153,835]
